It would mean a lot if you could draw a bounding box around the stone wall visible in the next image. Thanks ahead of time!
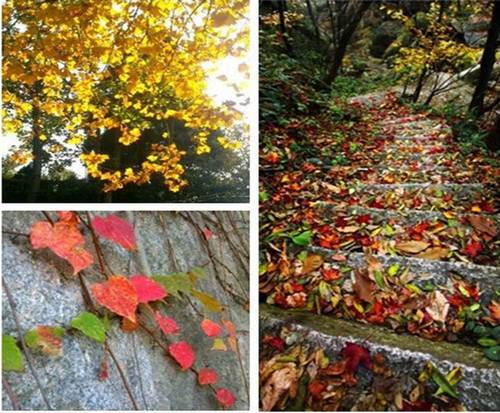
[2,211,249,410]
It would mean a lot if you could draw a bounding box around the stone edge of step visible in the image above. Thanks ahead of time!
[260,304,500,410]
[315,202,500,225]
[308,246,500,289]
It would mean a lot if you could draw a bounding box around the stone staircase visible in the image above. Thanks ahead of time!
[260,97,500,410]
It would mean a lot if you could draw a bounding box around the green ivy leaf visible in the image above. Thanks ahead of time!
[2,335,24,372]
[189,267,207,280]
[192,290,223,312]
[291,230,313,246]
[71,312,106,343]
[152,273,193,299]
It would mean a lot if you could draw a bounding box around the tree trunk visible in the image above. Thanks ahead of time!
[325,0,372,84]
[305,0,321,40]
[469,1,500,115]
[28,105,42,203]
[412,67,428,102]
[277,0,293,54]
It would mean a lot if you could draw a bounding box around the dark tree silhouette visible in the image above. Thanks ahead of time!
[469,1,500,116]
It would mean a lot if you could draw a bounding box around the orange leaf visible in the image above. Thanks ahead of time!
[169,341,195,370]
[489,301,500,322]
[30,220,93,274]
[91,276,138,322]
[201,319,222,337]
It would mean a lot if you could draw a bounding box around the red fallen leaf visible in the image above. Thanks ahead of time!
[202,227,213,240]
[462,240,482,257]
[216,388,236,408]
[356,214,371,224]
[308,380,326,400]
[91,276,138,322]
[198,368,218,385]
[91,214,136,250]
[130,275,167,303]
[335,217,348,228]
[265,152,280,164]
[155,311,179,335]
[340,342,372,373]
[290,281,304,292]
[30,220,94,274]
[201,319,222,337]
[322,268,340,281]
[489,301,500,322]
[169,341,195,370]
[262,335,285,352]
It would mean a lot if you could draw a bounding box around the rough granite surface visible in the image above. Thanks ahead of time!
[2,211,249,410]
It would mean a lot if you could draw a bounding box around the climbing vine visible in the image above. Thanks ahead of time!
[3,211,246,410]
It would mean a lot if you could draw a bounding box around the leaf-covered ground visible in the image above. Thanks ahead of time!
[259,92,500,410]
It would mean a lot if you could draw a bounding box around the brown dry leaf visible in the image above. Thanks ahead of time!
[395,240,430,254]
[303,254,324,274]
[337,225,360,233]
[425,291,449,323]
[353,270,375,303]
[416,247,449,260]
[467,215,498,237]
[261,365,298,411]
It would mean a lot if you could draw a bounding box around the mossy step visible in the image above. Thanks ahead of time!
[260,303,500,411]
[307,246,500,290]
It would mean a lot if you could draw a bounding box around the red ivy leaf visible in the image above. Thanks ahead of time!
[341,342,372,372]
[169,341,195,370]
[198,368,218,385]
[201,319,222,337]
[91,276,138,322]
[202,227,213,240]
[130,275,167,303]
[91,214,137,251]
[98,357,109,381]
[30,220,93,274]
[216,388,236,408]
[155,311,179,335]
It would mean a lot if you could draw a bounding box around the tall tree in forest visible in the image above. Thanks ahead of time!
[324,0,373,84]
[2,0,248,201]
[469,1,500,116]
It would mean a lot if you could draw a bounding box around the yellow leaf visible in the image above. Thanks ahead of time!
[211,338,227,351]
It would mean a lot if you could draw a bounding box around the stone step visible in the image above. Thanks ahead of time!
[316,203,500,226]
[312,203,499,267]
[338,166,485,185]
[260,304,500,411]
[307,246,500,290]
[321,183,498,215]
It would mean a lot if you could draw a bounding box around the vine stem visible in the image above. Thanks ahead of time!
[2,277,52,410]
[105,342,140,410]
[3,376,21,410]
[76,271,140,410]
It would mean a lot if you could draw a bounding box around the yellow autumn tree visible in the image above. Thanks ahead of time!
[383,2,482,104]
[2,0,249,197]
